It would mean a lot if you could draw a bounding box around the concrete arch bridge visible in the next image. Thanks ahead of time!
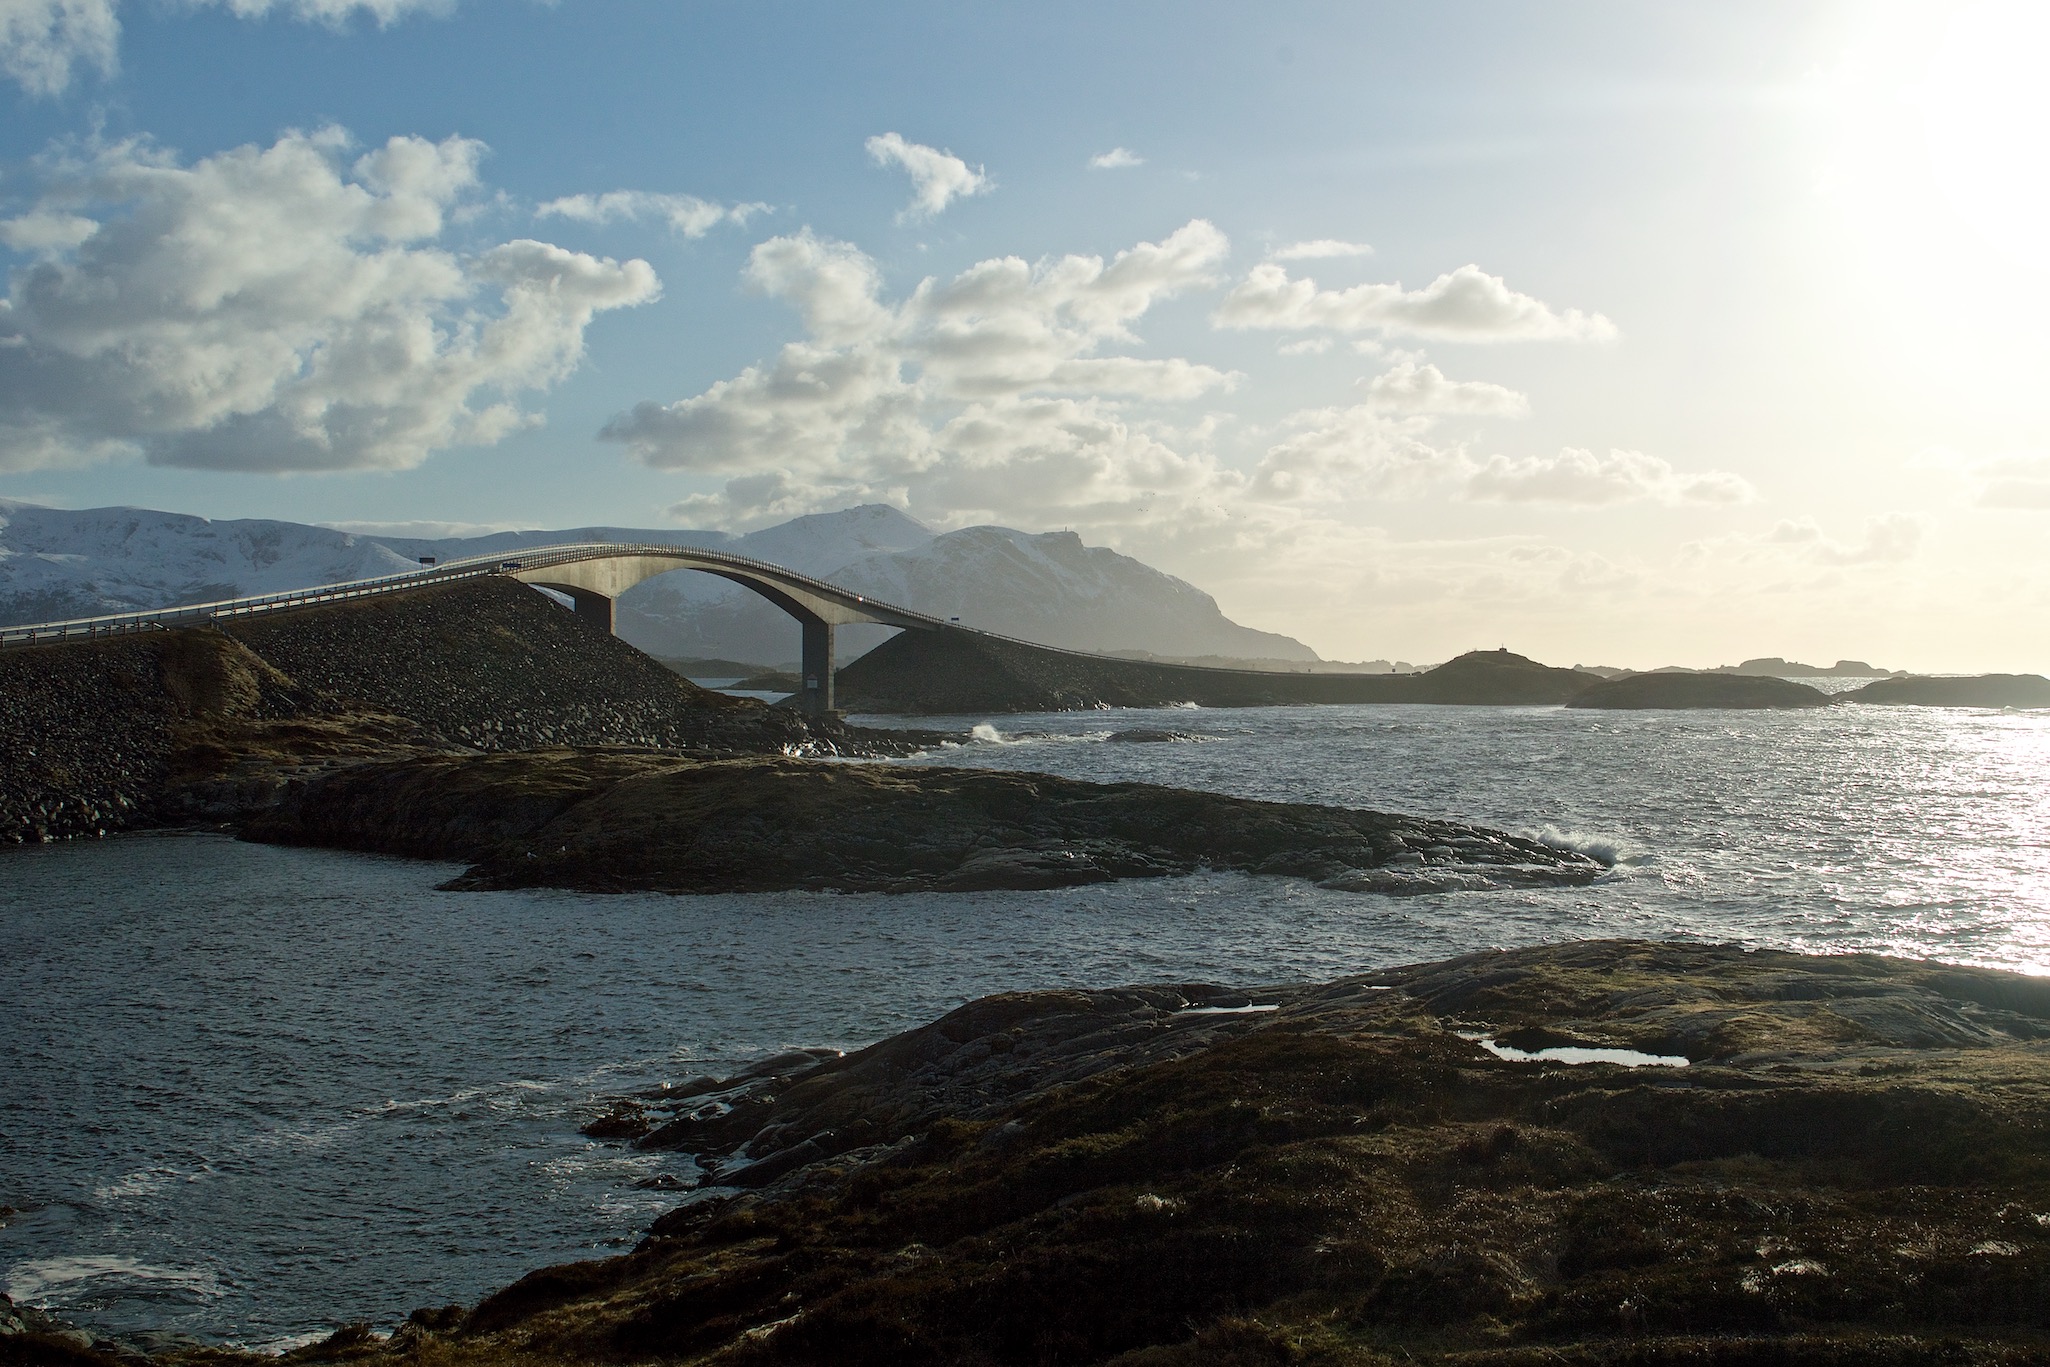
[0,542,953,713]
[504,543,947,711]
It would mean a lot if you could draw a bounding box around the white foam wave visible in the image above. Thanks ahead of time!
[1533,825,1622,867]
[966,723,1117,746]
[241,1328,334,1353]
[92,1165,211,1202]
[5,1255,222,1307]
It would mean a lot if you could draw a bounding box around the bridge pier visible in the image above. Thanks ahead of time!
[801,619,835,714]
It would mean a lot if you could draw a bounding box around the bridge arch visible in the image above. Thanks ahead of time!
[502,546,942,714]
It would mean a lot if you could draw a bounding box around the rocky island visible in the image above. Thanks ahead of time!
[1567,673,1835,710]
[837,636,1602,712]
[19,938,2050,1366]
[1846,675,2050,709]
[243,749,1606,895]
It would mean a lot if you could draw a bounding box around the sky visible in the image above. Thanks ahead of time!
[0,1,2045,671]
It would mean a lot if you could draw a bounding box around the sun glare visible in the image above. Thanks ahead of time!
[1802,0,2050,394]
[1919,1,2050,269]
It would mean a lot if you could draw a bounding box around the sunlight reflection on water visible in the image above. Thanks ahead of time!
[1,701,2045,1343]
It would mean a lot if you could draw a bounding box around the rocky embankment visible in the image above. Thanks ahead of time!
[1568,673,1835,710]
[217,579,831,754]
[838,635,1599,713]
[0,627,441,842]
[244,749,1606,895]
[115,938,2050,1367]
[0,579,919,844]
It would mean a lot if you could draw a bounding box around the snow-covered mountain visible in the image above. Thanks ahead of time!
[0,500,422,623]
[0,500,1316,664]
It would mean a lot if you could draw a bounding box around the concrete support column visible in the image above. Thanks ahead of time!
[572,591,615,634]
[801,618,835,714]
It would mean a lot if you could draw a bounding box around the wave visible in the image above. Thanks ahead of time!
[964,723,1118,746]
[1532,825,1623,867]
[5,1254,222,1307]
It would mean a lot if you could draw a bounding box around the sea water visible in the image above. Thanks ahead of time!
[2,701,2046,1345]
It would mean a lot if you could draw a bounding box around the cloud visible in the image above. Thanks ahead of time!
[1765,513,1922,565]
[1361,359,1528,416]
[0,0,117,95]
[198,0,450,20]
[321,517,518,538]
[1,0,445,95]
[535,191,767,238]
[864,132,991,220]
[1981,474,2050,509]
[1089,147,1143,169]
[605,214,1738,551]
[1941,451,2050,509]
[604,220,1241,526]
[1249,405,1465,503]
[1215,261,1617,341]
[1464,448,1753,506]
[0,128,658,473]
[1270,239,1373,261]
[1277,338,1331,356]
[1246,411,1748,510]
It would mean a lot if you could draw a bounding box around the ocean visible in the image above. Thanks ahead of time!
[2,700,2046,1347]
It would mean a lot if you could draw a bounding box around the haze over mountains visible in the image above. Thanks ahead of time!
[0,501,1316,666]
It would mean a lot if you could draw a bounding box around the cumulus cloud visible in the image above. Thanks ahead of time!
[1930,450,2050,509]
[1765,513,1922,565]
[535,191,767,239]
[1215,261,1617,342]
[204,0,450,20]
[0,128,658,473]
[1244,411,1748,510]
[605,214,1740,550]
[2,0,445,95]
[604,220,1243,526]
[1980,461,2050,509]
[1464,448,1753,506]
[0,0,116,95]
[1089,147,1143,169]
[1270,239,1373,261]
[1361,359,1528,416]
[1249,404,1462,503]
[864,132,991,220]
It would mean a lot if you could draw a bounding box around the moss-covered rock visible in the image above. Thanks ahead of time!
[260,940,2050,1367]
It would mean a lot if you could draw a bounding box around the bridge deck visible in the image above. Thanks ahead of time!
[0,542,953,648]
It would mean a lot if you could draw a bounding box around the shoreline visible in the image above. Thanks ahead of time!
[16,937,2050,1365]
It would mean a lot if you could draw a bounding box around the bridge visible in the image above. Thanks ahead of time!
[0,542,954,713]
